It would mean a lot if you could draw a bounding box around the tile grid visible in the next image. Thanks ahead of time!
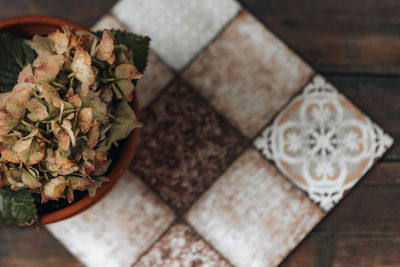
[46,0,393,266]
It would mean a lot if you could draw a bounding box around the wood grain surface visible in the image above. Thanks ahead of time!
[0,0,399,266]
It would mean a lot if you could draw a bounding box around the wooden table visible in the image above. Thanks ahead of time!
[0,0,399,266]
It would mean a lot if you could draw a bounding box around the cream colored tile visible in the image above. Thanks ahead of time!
[135,52,174,110]
[112,0,241,70]
[91,14,127,31]
[185,149,325,267]
[183,11,314,138]
[135,223,231,267]
[92,14,173,110]
[254,75,393,211]
[46,171,176,267]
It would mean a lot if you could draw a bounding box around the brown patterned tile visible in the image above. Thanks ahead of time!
[47,171,175,267]
[92,14,174,110]
[183,11,314,138]
[131,81,246,214]
[134,223,231,267]
[185,149,325,267]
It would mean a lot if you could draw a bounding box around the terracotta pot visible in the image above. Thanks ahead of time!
[0,15,140,225]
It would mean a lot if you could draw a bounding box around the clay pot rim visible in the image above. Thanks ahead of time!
[0,15,140,225]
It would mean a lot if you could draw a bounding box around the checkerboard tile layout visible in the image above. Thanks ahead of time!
[46,1,394,266]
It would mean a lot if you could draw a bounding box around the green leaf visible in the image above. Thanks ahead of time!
[0,187,38,226]
[94,30,150,73]
[0,32,37,92]
[107,99,142,148]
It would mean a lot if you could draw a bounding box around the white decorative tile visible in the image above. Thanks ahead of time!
[183,11,314,138]
[255,75,393,211]
[185,149,325,267]
[92,14,174,110]
[46,171,176,267]
[112,0,241,70]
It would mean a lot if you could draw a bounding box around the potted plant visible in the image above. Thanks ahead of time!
[0,16,149,226]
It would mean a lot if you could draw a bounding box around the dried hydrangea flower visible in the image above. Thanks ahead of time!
[0,26,148,226]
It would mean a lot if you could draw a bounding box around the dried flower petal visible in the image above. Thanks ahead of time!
[115,63,143,80]
[68,175,94,191]
[6,169,25,189]
[48,31,69,55]
[88,120,100,148]
[61,119,76,147]
[78,107,93,133]
[116,79,134,101]
[71,48,96,97]
[28,35,55,54]
[21,168,41,189]
[18,64,33,83]
[42,176,66,203]
[96,29,114,63]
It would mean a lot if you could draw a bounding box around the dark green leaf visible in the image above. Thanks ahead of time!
[0,187,38,226]
[107,99,142,148]
[93,30,150,73]
[0,32,37,92]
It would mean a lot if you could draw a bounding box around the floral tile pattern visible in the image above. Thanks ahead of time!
[254,75,393,211]
[183,11,314,138]
[112,0,241,70]
[131,81,246,214]
[92,14,174,110]
[46,171,175,267]
[135,223,231,267]
[185,149,325,267]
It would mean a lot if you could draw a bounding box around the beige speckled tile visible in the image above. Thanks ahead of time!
[46,171,176,267]
[112,0,241,70]
[183,11,314,138]
[135,52,174,110]
[91,13,128,31]
[92,14,174,110]
[185,149,325,267]
[135,223,231,267]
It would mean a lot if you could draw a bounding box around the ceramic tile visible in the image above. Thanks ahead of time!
[131,81,246,214]
[91,14,127,31]
[46,171,175,267]
[112,0,241,70]
[92,14,174,110]
[136,52,174,110]
[185,149,325,267]
[183,11,314,138]
[254,75,393,211]
[134,223,231,267]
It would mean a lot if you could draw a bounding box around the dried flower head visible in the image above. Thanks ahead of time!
[0,27,149,226]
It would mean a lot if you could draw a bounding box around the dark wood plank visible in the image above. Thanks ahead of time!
[0,0,118,28]
[324,74,400,160]
[239,0,400,75]
[0,227,82,267]
[281,162,400,266]
[280,234,400,267]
